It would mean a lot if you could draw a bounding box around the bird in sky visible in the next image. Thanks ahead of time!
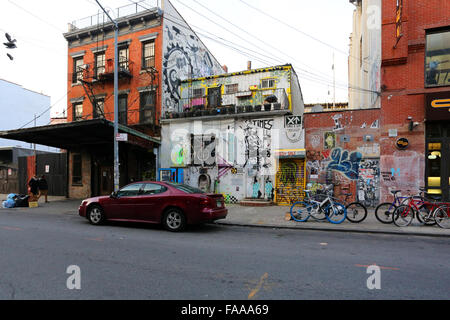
[4,33,17,49]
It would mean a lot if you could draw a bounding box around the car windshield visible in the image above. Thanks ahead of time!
[168,183,205,194]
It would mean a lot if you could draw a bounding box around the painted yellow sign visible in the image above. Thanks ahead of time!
[431,99,450,109]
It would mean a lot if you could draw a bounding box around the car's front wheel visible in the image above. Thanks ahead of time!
[162,208,186,232]
[87,204,105,225]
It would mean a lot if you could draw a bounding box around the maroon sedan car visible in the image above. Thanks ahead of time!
[79,182,227,232]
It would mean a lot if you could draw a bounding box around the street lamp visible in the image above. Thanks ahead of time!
[94,0,120,192]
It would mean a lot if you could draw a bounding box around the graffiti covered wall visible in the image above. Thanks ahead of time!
[160,114,305,203]
[162,0,224,113]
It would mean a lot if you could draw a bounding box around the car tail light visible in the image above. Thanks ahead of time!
[199,197,212,207]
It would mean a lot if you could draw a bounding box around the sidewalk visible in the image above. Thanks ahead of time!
[215,204,450,237]
[1,195,449,237]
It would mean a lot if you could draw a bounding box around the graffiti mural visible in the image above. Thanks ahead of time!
[328,148,363,180]
[163,4,224,113]
[276,159,305,205]
[324,132,336,150]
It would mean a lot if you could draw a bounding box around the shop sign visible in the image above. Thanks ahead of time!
[396,138,409,150]
[426,92,450,121]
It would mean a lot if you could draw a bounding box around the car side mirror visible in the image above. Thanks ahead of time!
[110,191,118,199]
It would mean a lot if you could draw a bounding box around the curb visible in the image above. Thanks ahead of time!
[213,221,450,238]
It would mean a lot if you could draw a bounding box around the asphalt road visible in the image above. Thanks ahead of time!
[0,206,449,300]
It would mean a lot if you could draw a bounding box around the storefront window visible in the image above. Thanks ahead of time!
[425,29,450,87]
[427,143,442,195]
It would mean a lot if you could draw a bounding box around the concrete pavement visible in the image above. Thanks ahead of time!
[1,194,449,237]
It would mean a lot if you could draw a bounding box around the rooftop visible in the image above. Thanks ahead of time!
[67,0,159,32]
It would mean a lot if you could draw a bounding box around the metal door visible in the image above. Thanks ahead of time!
[275,159,306,206]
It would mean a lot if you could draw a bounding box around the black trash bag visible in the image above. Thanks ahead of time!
[14,195,29,208]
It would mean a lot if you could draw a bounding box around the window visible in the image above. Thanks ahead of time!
[119,46,129,70]
[225,84,239,94]
[261,78,276,89]
[73,102,83,121]
[118,95,128,125]
[72,154,82,185]
[94,52,106,78]
[167,183,205,194]
[141,183,168,195]
[425,29,450,87]
[93,99,105,119]
[140,91,155,124]
[193,88,205,98]
[191,134,216,166]
[142,40,155,69]
[73,57,84,84]
[117,183,145,197]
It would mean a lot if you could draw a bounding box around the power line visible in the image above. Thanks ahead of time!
[124,0,379,95]
[238,0,377,68]
[7,0,65,33]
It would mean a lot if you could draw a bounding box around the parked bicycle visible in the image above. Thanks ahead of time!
[374,189,412,224]
[393,189,450,228]
[341,192,368,223]
[290,186,347,224]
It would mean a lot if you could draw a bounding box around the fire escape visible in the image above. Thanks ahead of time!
[77,57,134,120]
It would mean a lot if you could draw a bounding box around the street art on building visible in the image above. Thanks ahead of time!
[163,1,224,113]
[324,132,336,150]
[357,159,380,207]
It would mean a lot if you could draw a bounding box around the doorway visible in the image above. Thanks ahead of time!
[426,122,450,201]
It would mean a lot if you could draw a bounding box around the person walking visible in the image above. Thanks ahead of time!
[38,175,49,203]
[28,174,39,202]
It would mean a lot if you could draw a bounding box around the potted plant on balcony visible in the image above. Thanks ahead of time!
[254,105,262,112]
[237,106,244,113]
[264,103,272,111]
[245,105,253,113]
[273,103,281,110]
[227,105,236,114]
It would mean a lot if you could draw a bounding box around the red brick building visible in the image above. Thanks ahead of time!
[304,0,450,205]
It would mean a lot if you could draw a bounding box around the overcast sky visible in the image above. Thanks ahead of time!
[0,0,355,119]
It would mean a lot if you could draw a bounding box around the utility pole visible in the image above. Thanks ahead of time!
[332,52,336,109]
[94,0,120,192]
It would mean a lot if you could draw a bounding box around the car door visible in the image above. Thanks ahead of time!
[133,183,168,222]
[108,183,145,220]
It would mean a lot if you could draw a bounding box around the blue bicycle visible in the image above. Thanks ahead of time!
[290,188,347,224]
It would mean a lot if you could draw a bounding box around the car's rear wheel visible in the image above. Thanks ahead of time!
[88,204,105,225]
[162,208,186,232]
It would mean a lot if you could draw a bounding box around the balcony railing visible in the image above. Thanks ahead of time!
[68,0,158,31]
[172,88,290,117]
[73,59,134,84]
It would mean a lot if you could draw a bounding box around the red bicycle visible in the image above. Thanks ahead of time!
[392,190,450,228]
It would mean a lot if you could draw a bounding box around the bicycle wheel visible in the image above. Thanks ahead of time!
[290,202,313,222]
[345,202,368,223]
[393,205,414,227]
[416,204,436,226]
[434,205,450,229]
[375,202,397,224]
[309,202,327,221]
[325,202,347,224]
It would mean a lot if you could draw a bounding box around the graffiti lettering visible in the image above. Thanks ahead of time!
[328,148,363,180]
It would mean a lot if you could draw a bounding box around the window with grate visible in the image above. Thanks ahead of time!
[225,84,239,94]
[142,40,155,69]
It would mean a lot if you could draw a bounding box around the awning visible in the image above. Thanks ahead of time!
[0,118,160,150]
[275,149,306,159]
